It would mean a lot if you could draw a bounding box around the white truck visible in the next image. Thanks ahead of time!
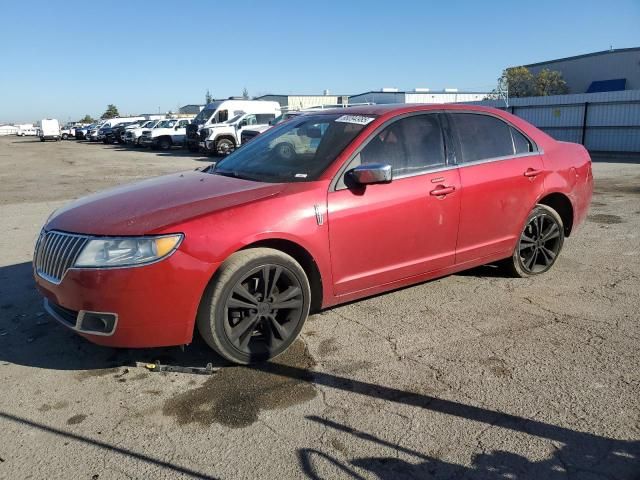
[16,124,38,136]
[203,111,278,155]
[185,99,280,152]
[139,118,193,150]
[38,119,61,142]
[123,119,162,146]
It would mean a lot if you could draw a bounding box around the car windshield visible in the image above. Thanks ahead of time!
[193,107,217,125]
[157,120,177,128]
[212,113,374,183]
[141,121,154,128]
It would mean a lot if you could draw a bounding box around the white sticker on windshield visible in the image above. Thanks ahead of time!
[295,173,308,178]
[335,115,375,125]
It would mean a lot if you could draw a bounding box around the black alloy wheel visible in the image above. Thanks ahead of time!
[224,264,305,352]
[506,204,564,277]
[197,248,311,364]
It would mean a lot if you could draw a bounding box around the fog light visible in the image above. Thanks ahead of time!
[79,312,117,335]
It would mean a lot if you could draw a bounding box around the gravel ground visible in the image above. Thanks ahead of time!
[0,136,638,479]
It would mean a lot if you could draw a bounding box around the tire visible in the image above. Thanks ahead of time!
[158,137,172,150]
[40,137,45,142]
[274,142,295,160]
[197,248,311,364]
[503,204,565,278]
[215,138,235,156]
[62,133,68,140]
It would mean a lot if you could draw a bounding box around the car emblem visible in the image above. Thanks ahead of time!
[314,204,324,226]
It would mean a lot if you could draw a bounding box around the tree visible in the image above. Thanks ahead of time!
[205,89,213,104]
[242,87,249,100]
[488,66,569,101]
[79,114,95,123]
[535,68,569,96]
[101,104,119,119]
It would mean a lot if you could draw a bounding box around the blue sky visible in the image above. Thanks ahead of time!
[1,0,638,123]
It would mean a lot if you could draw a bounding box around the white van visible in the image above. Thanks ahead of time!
[39,119,61,142]
[185,99,280,152]
[16,124,38,136]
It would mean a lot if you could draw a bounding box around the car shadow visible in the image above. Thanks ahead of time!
[298,416,640,479]
[1,261,639,478]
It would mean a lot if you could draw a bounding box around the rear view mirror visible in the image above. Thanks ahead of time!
[348,163,392,185]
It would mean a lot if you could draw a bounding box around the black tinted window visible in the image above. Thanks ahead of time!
[359,114,445,176]
[512,127,534,154]
[452,113,514,162]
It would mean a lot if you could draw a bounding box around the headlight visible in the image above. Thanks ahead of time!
[74,234,183,268]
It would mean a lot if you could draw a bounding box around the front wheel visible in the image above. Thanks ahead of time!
[197,248,311,364]
[215,138,235,156]
[62,133,68,140]
[504,204,565,277]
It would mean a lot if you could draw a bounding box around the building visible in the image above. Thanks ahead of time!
[254,94,350,109]
[179,104,205,115]
[0,125,18,136]
[519,47,640,94]
[349,88,488,105]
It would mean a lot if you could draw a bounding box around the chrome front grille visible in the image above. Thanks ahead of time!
[34,231,89,284]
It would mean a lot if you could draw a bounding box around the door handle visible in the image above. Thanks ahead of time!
[430,185,456,196]
[524,168,543,177]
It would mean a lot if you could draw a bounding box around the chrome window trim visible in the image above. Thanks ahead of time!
[331,109,544,191]
[44,298,119,337]
[446,110,541,162]
[331,111,449,191]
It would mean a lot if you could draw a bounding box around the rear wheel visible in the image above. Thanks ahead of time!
[158,137,172,150]
[40,137,45,142]
[504,204,565,277]
[197,248,311,364]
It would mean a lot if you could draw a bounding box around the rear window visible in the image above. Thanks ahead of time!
[511,127,535,154]
[451,113,515,163]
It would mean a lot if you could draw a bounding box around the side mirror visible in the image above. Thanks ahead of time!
[174,125,180,130]
[347,163,392,185]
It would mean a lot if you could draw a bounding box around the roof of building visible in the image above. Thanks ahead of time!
[255,94,350,98]
[350,90,489,97]
[522,47,640,68]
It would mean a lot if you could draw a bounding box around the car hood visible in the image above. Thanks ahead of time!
[47,170,285,235]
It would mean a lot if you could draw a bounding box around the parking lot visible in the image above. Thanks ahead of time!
[0,136,638,479]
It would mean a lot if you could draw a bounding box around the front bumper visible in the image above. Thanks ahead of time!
[139,137,153,146]
[34,250,217,348]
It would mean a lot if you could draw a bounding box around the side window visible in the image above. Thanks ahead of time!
[217,110,228,123]
[511,127,535,154]
[359,114,446,177]
[451,113,514,162]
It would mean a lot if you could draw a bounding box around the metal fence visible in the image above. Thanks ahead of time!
[466,90,640,152]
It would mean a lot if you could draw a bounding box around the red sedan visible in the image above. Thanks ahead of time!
[34,105,593,364]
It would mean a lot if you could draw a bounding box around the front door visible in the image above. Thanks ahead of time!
[328,113,461,297]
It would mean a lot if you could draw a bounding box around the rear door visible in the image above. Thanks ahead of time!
[328,113,461,296]
[448,112,545,264]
